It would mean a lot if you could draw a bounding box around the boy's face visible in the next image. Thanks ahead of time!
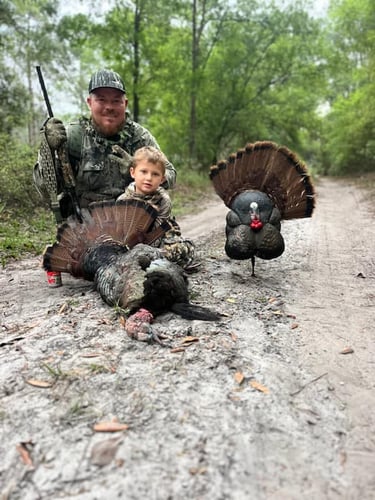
[130,159,166,195]
[87,88,128,137]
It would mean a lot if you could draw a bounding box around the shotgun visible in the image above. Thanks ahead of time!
[36,65,83,222]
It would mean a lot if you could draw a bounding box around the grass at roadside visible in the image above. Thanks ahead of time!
[0,208,56,267]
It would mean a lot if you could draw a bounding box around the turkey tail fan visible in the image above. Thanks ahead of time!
[124,220,172,248]
[43,242,82,276]
[88,199,161,247]
[42,206,123,277]
[142,220,173,245]
[209,159,229,201]
[86,200,118,237]
[209,141,315,220]
[43,200,170,278]
[43,219,90,277]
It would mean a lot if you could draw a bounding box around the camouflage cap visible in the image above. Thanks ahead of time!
[88,69,126,94]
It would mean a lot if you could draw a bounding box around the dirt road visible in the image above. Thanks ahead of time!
[0,177,374,499]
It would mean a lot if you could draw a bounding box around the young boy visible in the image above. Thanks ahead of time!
[117,146,172,225]
[117,146,196,269]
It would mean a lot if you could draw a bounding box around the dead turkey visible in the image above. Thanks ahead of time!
[43,199,220,342]
[209,141,315,275]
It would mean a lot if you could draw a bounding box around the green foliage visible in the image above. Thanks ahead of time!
[324,89,375,174]
[55,14,105,115]
[0,69,29,134]
[321,0,375,174]
[1,0,80,143]
[0,2,29,133]
[0,133,41,210]
[170,169,214,216]
[0,208,56,267]
[140,0,328,168]
[0,132,56,265]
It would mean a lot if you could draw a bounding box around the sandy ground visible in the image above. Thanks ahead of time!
[0,177,374,500]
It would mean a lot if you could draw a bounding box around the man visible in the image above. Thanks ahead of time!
[34,69,177,286]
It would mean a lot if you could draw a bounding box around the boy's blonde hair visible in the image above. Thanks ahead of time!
[132,146,167,174]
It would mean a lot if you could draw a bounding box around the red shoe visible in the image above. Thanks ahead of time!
[46,271,62,287]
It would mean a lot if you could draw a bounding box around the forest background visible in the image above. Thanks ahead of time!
[0,0,374,265]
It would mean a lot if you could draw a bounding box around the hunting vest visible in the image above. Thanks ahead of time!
[66,116,164,207]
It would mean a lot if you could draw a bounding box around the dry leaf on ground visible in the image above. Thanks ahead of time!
[25,379,53,388]
[170,347,186,353]
[16,442,34,467]
[249,380,270,394]
[340,346,354,355]
[93,421,129,432]
[234,371,245,385]
[181,336,199,344]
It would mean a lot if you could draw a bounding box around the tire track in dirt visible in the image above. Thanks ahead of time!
[179,178,375,498]
[285,178,375,497]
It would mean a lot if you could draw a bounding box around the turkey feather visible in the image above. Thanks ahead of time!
[210,141,315,275]
[210,141,315,219]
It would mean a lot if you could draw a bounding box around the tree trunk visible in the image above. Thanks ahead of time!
[132,0,142,122]
[189,0,199,162]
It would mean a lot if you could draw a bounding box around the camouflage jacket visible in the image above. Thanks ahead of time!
[66,115,176,209]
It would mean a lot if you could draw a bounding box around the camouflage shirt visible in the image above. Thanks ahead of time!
[66,115,176,208]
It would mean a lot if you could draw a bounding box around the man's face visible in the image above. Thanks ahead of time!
[87,88,128,137]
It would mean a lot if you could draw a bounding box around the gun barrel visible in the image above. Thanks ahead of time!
[36,65,54,118]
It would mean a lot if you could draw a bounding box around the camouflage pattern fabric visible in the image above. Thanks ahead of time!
[160,219,196,269]
[161,231,196,269]
[33,129,68,223]
[67,116,176,202]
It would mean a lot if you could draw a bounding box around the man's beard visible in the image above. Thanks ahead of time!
[92,116,126,137]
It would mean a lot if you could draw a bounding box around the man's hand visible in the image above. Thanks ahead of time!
[44,118,67,150]
[108,145,133,175]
